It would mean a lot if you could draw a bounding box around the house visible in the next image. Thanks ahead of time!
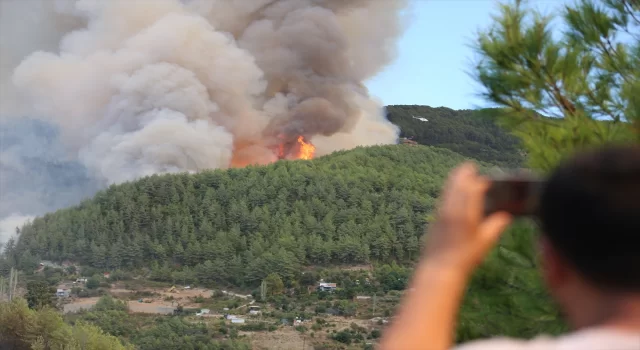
[195,309,210,317]
[400,137,418,146]
[248,305,261,315]
[75,278,88,283]
[317,282,337,292]
[231,318,245,324]
[103,272,111,279]
[56,289,70,298]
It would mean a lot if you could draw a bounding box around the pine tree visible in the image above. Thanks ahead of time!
[474,0,639,171]
[463,0,640,339]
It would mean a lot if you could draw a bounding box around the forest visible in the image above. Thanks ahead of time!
[385,105,524,168]
[3,145,481,286]
[1,0,638,348]
[1,141,567,346]
[0,296,251,350]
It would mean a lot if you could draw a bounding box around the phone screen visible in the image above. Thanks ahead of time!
[484,178,545,217]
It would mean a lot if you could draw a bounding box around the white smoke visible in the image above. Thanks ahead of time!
[1,0,408,192]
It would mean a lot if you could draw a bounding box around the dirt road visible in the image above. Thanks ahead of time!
[63,298,175,315]
[62,286,253,315]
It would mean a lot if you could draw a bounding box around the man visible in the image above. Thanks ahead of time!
[380,145,640,349]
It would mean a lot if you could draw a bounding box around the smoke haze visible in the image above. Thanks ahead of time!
[0,0,409,243]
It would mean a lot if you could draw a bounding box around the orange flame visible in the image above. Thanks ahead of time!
[278,143,286,159]
[296,136,315,160]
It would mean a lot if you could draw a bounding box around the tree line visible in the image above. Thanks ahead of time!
[2,145,477,288]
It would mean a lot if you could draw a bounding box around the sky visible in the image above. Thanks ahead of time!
[366,0,568,110]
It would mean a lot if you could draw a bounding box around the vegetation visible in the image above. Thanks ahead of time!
[3,145,476,286]
[0,296,251,350]
[1,1,638,349]
[385,105,525,168]
[0,298,133,350]
[0,142,566,344]
[25,280,56,310]
[474,0,639,171]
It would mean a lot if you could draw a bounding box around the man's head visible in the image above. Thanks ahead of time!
[537,145,640,327]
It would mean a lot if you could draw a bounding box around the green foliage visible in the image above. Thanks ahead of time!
[86,277,100,290]
[25,280,56,310]
[332,330,352,344]
[0,111,584,344]
[132,317,250,350]
[94,295,128,312]
[386,105,525,167]
[373,263,411,292]
[238,322,269,332]
[264,273,284,296]
[8,145,475,287]
[474,0,639,171]
[457,221,568,341]
[1,142,569,342]
[0,298,133,350]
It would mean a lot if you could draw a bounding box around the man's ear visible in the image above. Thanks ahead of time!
[538,236,568,291]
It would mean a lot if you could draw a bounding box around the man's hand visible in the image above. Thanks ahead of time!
[380,163,511,350]
[424,162,513,274]
[379,162,513,350]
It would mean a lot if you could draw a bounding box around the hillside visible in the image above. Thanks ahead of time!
[0,105,521,226]
[386,105,524,167]
[1,143,566,346]
[6,145,479,283]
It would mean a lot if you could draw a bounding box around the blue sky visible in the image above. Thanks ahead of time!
[366,0,567,110]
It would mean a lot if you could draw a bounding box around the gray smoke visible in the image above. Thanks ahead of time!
[0,0,409,242]
[0,118,100,243]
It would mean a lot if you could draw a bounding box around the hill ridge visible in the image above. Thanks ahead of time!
[4,144,482,287]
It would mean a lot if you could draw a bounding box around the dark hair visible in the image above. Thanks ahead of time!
[539,144,640,291]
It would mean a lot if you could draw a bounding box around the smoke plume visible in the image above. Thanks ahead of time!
[0,0,408,240]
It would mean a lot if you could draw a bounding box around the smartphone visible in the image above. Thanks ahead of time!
[484,174,545,217]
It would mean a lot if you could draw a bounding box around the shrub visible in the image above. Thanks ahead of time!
[239,322,268,332]
[85,277,100,290]
[332,330,352,344]
[370,329,381,339]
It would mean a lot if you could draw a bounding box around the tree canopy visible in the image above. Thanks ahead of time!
[474,0,639,170]
[4,145,479,287]
[386,105,525,168]
[2,1,637,347]
[0,298,133,350]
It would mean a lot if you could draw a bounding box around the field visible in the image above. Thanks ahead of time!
[57,277,390,349]
[63,282,252,314]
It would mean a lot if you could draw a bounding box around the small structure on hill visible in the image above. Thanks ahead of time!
[56,288,70,298]
[400,137,418,146]
[248,305,261,315]
[195,309,210,316]
[317,282,337,292]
